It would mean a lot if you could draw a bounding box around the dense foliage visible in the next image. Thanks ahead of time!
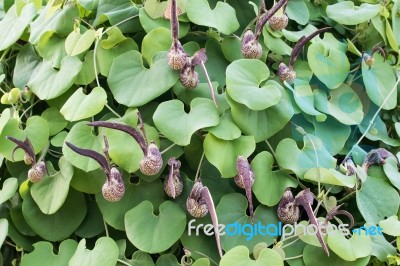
[0,0,399,265]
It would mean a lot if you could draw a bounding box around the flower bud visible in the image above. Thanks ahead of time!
[167,42,189,70]
[241,30,262,59]
[277,188,300,224]
[180,63,199,89]
[139,142,163,176]
[164,158,183,198]
[28,161,46,183]
[102,167,125,202]
[186,180,208,218]
[277,62,296,83]
[269,14,288,31]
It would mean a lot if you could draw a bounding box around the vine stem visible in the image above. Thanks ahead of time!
[265,139,277,159]
[117,259,131,266]
[342,74,400,164]
[103,219,109,237]
[192,250,218,266]
[105,104,121,118]
[160,143,176,155]
[285,254,303,260]
[281,236,300,249]
[19,100,39,120]
[195,151,205,181]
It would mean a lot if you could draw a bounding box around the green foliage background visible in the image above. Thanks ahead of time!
[0,0,399,265]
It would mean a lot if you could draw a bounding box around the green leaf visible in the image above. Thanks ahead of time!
[74,51,96,85]
[304,168,356,188]
[327,229,372,261]
[262,27,292,56]
[326,2,381,25]
[101,27,126,49]
[217,193,280,251]
[307,40,350,89]
[41,107,68,136]
[286,81,327,121]
[65,29,96,56]
[22,189,87,241]
[362,53,397,110]
[0,178,18,205]
[275,136,337,178]
[28,56,83,100]
[70,168,104,194]
[226,60,281,110]
[314,84,363,125]
[153,99,220,146]
[186,0,239,35]
[205,111,241,141]
[379,216,400,236]
[108,50,178,107]
[303,245,370,266]
[12,44,41,89]
[29,3,79,44]
[30,157,74,215]
[251,151,297,206]
[69,237,119,266]
[0,219,8,246]
[36,32,67,69]
[96,38,137,77]
[63,121,103,172]
[141,27,171,65]
[356,176,400,224]
[125,200,186,253]
[228,86,294,142]
[0,116,49,162]
[286,0,309,25]
[0,4,36,51]
[204,134,255,177]
[60,87,107,122]
[383,157,400,190]
[366,222,397,261]
[74,199,104,238]
[93,0,139,29]
[97,179,164,230]
[220,245,284,266]
[392,0,400,44]
[20,239,78,266]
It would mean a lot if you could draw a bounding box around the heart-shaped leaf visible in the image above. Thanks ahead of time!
[41,107,68,136]
[125,200,186,253]
[28,56,83,100]
[362,53,397,110]
[30,157,74,215]
[220,245,283,266]
[36,33,67,68]
[228,87,294,142]
[286,0,309,25]
[153,98,219,146]
[327,229,372,261]
[0,4,36,51]
[97,179,164,230]
[141,27,171,65]
[20,239,78,266]
[108,50,179,107]
[379,216,400,237]
[286,80,327,121]
[304,168,356,188]
[204,134,255,178]
[303,245,370,266]
[69,237,119,266]
[186,0,239,35]
[216,193,279,252]
[65,29,96,56]
[13,44,41,89]
[205,111,241,141]
[275,136,337,178]
[60,87,107,122]
[0,116,49,161]
[326,2,381,25]
[226,59,281,110]
[0,219,8,246]
[307,40,350,89]
[0,178,18,205]
[356,176,400,224]
[63,121,103,172]
[29,3,78,44]
[251,152,297,206]
[383,157,400,190]
[22,188,87,241]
